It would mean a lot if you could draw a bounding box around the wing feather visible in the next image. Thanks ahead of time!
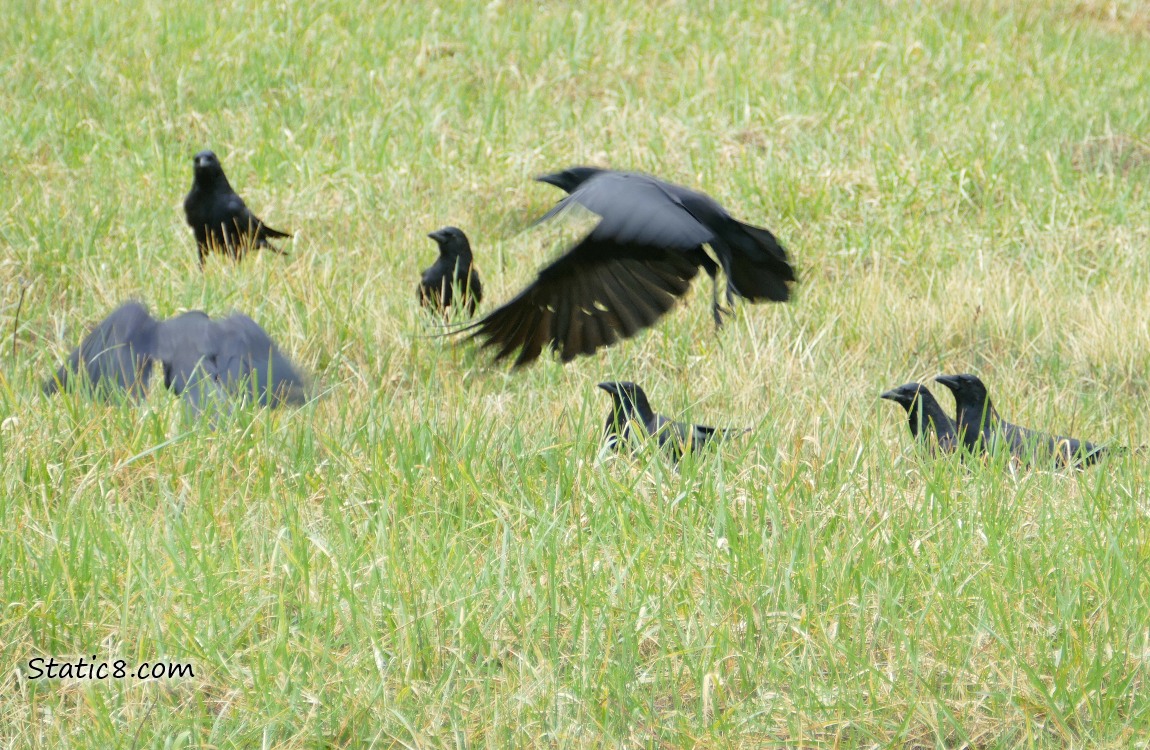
[464,237,697,367]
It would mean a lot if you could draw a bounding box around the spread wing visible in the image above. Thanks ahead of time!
[211,313,306,406]
[540,171,714,250]
[154,311,305,413]
[463,237,700,367]
[152,312,223,412]
[540,170,794,304]
[43,301,158,398]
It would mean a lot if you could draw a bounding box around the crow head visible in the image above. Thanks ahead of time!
[536,166,606,194]
[192,150,227,186]
[427,226,472,261]
[934,373,989,406]
[597,381,653,420]
[880,382,928,411]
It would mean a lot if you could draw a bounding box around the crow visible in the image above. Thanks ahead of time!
[880,382,959,455]
[934,373,1110,469]
[597,381,747,461]
[44,301,306,413]
[463,167,796,367]
[419,227,483,316]
[184,150,291,267]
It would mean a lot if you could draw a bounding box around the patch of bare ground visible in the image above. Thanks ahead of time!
[1070,134,1150,174]
[1067,0,1150,36]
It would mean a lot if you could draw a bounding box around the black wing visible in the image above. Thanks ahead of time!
[541,171,715,250]
[154,311,304,413]
[465,237,700,367]
[685,423,748,450]
[465,268,483,309]
[152,312,224,412]
[221,196,290,246]
[543,170,795,304]
[999,421,1106,469]
[211,313,306,406]
[43,301,159,398]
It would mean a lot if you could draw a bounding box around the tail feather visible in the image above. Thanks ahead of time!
[739,223,791,267]
[259,223,291,240]
[696,425,752,442]
[1104,445,1146,457]
[723,222,796,302]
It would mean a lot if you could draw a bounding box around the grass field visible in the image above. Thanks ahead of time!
[3,0,1150,746]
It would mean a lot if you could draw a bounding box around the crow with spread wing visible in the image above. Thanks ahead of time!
[464,167,796,367]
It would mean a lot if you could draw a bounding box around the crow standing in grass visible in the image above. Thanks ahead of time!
[420,227,483,316]
[44,301,306,413]
[880,382,959,455]
[184,150,291,267]
[934,373,1111,469]
[597,381,747,461]
[463,167,797,368]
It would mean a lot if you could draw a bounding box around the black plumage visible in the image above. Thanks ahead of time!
[419,227,483,316]
[880,382,959,455]
[464,167,796,368]
[183,150,291,267]
[934,373,1110,469]
[597,381,746,461]
[44,301,306,413]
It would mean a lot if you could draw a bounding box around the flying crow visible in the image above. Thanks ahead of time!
[464,167,796,367]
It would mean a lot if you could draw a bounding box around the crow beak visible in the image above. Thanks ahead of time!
[879,389,899,402]
[427,230,443,242]
[597,382,618,395]
[934,375,959,390]
[535,173,562,187]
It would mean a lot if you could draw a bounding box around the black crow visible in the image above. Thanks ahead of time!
[880,382,959,455]
[934,373,1109,469]
[184,150,291,267]
[44,301,306,413]
[597,381,747,461]
[464,167,796,367]
[419,227,483,316]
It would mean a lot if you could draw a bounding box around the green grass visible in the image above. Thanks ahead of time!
[2,0,1150,746]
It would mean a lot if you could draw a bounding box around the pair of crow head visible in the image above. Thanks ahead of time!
[883,374,993,438]
[881,374,990,434]
[881,374,987,415]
